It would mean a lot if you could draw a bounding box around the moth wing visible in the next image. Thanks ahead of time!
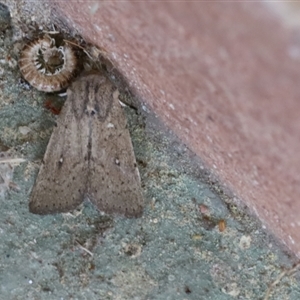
[29,88,89,214]
[88,75,144,217]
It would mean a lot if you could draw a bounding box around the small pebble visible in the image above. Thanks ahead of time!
[0,3,11,32]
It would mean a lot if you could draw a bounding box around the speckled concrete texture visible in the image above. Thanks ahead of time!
[0,1,300,300]
[45,1,300,256]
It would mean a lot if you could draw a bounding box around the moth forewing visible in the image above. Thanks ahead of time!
[29,90,90,214]
[88,78,143,217]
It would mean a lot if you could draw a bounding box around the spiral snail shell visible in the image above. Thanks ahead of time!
[19,35,80,92]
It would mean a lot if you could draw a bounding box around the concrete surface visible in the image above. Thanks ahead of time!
[0,1,300,300]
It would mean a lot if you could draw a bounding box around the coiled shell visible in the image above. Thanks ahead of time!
[19,35,80,92]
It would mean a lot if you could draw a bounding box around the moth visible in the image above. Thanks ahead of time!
[29,72,144,217]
